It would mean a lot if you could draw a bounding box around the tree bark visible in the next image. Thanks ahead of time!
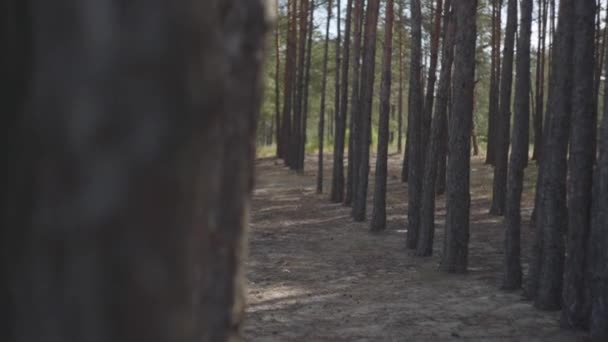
[590,38,608,341]
[405,0,424,248]
[486,0,503,165]
[318,0,333,194]
[421,0,444,160]
[561,0,596,329]
[416,0,454,257]
[0,1,269,341]
[300,0,315,171]
[502,0,532,291]
[532,0,548,162]
[344,0,364,206]
[282,0,298,166]
[398,4,405,154]
[275,0,283,158]
[532,0,574,311]
[371,0,395,232]
[352,0,381,222]
[489,0,517,216]
[439,0,478,273]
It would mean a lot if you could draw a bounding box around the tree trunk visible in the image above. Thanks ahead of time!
[533,0,574,311]
[486,0,502,165]
[416,0,454,257]
[344,0,364,206]
[439,0,478,273]
[405,0,424,248]
[489,0,517,216]
[275,0,283,158]
[421,0,444,161]
[318,0,333,194]
[331,0,347,202]
[291,0,309,171]
[371,0,395,232]
[0,1,269,341]
[532,0,548,162]
[398,4,405,154]
[337,0,353,202]
[282,0,298,166]
[300,0,315,171]
[561,0,596,328]
[352,0,381,222]
[590,39,608,342]
[502,0,532,291]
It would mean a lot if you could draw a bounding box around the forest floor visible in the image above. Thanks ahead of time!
[243,154,587,341]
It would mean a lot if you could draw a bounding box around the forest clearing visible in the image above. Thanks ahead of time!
[243,155,585,341]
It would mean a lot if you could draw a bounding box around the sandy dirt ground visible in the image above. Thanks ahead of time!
[243,154,587,341]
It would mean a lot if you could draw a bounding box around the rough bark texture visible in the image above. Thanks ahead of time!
[502,0,531,291]
[345,0,364,206]
[490,0,517,216]
[371,0,394,232]
[300,0,315,171]
[405,0,424,248]
[486,0,502,165]
[439,0,477,273]
[335,0,353,199]
[421,0,444,158]
[532,0,548,162]
[561,0,596,329]
[318,0,333,194]
[0,1,269,341]
[533,0,574,311]
[275,0,282,158]
[352,0,381,222]
[397,3,405,155]
[330,0,345,198]
[590,46,608,341]
[282,0,298,166]
[416,1,454,257]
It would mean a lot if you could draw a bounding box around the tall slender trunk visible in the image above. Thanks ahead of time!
[440,0,478,273]
[344,0,364,206]
[398,4,405,154]
[299,0,314,172]
[318,0,333,194]
[503,0,532,290]
[532,0,548,162]
[532,0,574,311]
[353,0,381,222]
[416,0,454,256]
[421,0,444,159]
[371,0,395,231]
[330,0,346,202]
[486,0,502,165]
[489,0,517,216]
[282,0,298,166]
[590,29,608,340]
[275,0,282,158]
[562,0,596,328]
[405,0,424,248]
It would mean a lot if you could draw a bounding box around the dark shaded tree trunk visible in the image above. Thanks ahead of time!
[300,0,315,171]
[401,126,410,182]
[405,0,424,248]
[371,0,395,232]
[318,0,333,194]
[561,0,596,329]
[275,0,283,158]
[291,0,309,171]
[489,0,517,216]
[282,0,298,166]
[486,0,502,165]
[532,0,574,311]
[439,0,478,273]
[532,0,548,162]
[416,0,454,257]
[398,4,405,155]
[352,0,381,222]
[421,0,444,159]
[0,1,270,341]
[590,42,608,342]
[344,0,364,206]
[331,0,347,202]
[338,0,353,202]
[502,0,532,291]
